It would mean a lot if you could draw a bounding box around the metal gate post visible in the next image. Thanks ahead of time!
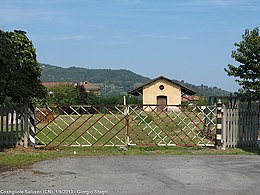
[216,99,223,149]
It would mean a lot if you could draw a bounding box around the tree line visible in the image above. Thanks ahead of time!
[38,83,142,106]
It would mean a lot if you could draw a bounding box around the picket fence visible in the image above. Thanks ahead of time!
[223,108,259,147]
[0,105,29,147]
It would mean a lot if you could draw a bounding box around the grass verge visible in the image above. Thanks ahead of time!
[0,146,260,173]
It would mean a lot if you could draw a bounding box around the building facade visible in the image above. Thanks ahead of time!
[129,76,196,111]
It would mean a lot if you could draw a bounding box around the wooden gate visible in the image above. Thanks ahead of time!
[223,108,259,147]
[35,105,217,147]
[0,105,30,147]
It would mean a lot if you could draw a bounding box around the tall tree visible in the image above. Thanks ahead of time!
[224,27,260,99]
[0,30,47,106]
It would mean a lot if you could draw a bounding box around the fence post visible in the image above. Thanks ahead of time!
[28,104,36,147]
[216,99,223,149]
[124,96,129,147]
[222,105,227,149]
[23,105,29,147]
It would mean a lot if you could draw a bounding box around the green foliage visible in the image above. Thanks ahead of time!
[47,84,80,106]
[41,87,142,106]
[99,95,142,105]
[225,27,260,99]
[196,96,208,106]
[84,92,101,105]
[0,30,47,106]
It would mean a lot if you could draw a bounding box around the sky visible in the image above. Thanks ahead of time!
[1,0,260,92]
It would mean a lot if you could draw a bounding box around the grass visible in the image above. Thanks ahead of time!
[1,146,260,173]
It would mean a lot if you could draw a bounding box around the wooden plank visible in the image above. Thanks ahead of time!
[222,108,227,148]
[231,110,234,147]
[253,111,257,145]
[248,111,252,146]
[253,111,258,146]
[15,110,19,145]
[255,112,258,144]
[0,115,3,146]
[239,110,243,147]
[247,111,251,146]
[247,111,250,146]
[252,111,255,145]
[235,109,239,147]
[23,105,29,147]
[243,110,246,147]
[230,109,234,147]
[227,109,231,147]
[10,111,14,146]
[5,112,9,146]
[229,109,233,147]
[20,110,24,146]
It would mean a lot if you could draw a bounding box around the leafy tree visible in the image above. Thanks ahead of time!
[98,95,142,105]
[0,30,47,106]
[83,92,101,105]
[195,96,208,106]
[47,84,80,106]
[224,27,260,99]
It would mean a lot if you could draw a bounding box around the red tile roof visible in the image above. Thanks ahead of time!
[79,81,100,91]
[182,95,200,102]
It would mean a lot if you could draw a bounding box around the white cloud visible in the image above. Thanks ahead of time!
[143,34,190,40]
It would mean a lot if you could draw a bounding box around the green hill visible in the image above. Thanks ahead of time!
[40,63,231,97]
[40,64,150,95]
[174,80,231,98]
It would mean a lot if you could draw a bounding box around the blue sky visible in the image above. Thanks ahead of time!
[1,0,260,92]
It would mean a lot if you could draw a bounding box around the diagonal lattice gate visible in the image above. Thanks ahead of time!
[35,105,216,147]
[127,105,216,146]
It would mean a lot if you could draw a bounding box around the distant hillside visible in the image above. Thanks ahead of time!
[174,80,231,97]
[40,63,231,97]
[40,64,150,95]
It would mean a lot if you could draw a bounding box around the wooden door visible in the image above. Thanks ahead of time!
[157,96,167,111]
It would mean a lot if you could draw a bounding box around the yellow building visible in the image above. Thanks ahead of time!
[128,76,196,111]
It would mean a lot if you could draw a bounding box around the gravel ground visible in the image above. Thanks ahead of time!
[1,155,260,195]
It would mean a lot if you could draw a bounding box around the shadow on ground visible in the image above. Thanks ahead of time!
[0,147,4,152]
[240,147,260,155]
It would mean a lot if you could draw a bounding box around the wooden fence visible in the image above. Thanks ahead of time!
[0,105,30,147]
[223,107,259,148]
